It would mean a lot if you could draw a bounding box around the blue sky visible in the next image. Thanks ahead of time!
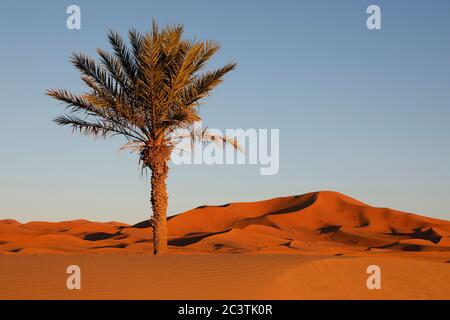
[1,0,450,223]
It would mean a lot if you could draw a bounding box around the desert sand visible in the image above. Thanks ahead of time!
[1,191,449,299]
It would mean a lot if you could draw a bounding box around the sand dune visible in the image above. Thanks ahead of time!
[1,191,449,256]
[1,191,450,299]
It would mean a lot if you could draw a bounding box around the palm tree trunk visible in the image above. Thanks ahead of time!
[148,155,169,255]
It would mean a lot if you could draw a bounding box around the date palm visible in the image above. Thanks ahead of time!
[47,21,236,255]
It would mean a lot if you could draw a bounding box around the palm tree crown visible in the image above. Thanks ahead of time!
[48,20,236,163]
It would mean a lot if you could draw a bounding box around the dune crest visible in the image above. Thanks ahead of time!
[1,191,449,256]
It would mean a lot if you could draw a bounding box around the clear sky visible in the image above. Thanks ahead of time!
[1,0,450,223]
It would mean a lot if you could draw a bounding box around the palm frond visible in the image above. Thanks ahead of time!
[107,30,137,81]
[54,115,127,139]
[96,48,130,91]
[71,52,119,98]
[181,62,236,107]
[170,126,241,152]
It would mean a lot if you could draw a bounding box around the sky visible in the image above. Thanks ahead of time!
[0,0,450,223]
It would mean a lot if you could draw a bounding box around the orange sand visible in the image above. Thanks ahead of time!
[0,191,449,299]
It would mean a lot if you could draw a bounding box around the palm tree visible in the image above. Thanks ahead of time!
[47,21,236,255]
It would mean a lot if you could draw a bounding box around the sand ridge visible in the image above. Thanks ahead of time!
[1,191,450,256]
